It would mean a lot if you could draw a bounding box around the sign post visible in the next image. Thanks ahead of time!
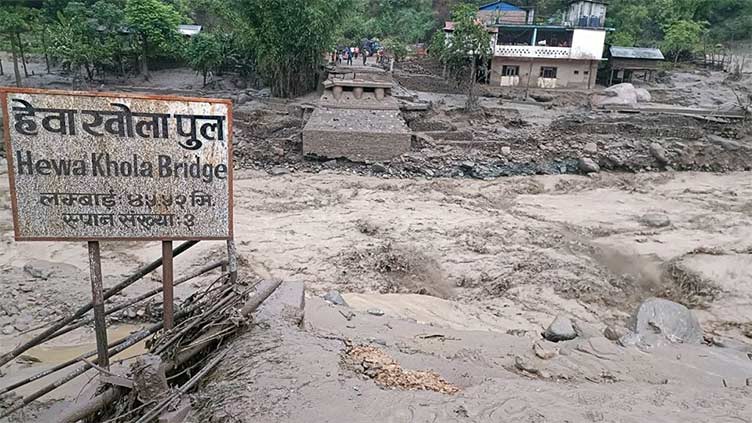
[1,88,233,362]
[162,241,174,330]
[87,241,109,369]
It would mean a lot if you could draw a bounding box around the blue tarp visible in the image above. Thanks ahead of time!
[479,1,523,12]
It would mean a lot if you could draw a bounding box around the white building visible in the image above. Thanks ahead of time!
[483,0,609,89]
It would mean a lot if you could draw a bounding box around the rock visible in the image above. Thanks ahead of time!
[459,161,475,171]
[367,308,385,317]
[591,83,639,107]
[649,142,668,164]
[543,315,578,342]
[575,337,623,360]
[533,340,559,359]
[514,355,543,375]
[578,157,600,174]
[0,157,7,175]
[257,88,272,98]
[530,93,554,103]
[639,213,671,228]
[322,159,338,169]
[272,146,285,157]
[627,298,704,344]
[2,325,14,335]
[635,88,652,103]
[603,325,626,341]
[371,163,388,173]
[707,135,743,151]
[323,290,347,306]
[572,321,602,339]
[584,142,598,155]
[23,260,79,280]
[237,93,251,105]
[501,146,511,156]
[269,166,290,176]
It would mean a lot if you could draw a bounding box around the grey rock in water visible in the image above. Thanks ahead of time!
[323,290,347,306]
[578,157,600,174]
[640,213,671,228]
[627,298,704,344]
[2,325,14,335]
[269,166,290,176]
[367,308,385,317]
[603,325,626,341]
[543,315,578,342]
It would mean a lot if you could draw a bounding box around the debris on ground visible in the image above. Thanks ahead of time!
[343,345,460,394]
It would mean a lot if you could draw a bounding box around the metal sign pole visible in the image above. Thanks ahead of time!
[87,241,109,370]
[162,241,174,330]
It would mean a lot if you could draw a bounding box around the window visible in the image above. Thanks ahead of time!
[539,66,558,78]
[584,71,589,75]
[574,70,580,75]
[502,65,520,77]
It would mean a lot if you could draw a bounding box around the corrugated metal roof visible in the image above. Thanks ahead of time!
[178,25,202,36]
[610,46,664,60]
[479,1,523,12]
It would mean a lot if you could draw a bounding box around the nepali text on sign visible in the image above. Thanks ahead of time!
[1,89,233,241]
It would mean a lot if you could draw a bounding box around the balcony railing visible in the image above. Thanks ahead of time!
[495,45,571,59]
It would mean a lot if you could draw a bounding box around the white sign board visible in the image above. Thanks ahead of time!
[1,89,233,241]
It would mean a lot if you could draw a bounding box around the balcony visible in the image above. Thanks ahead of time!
[495,45,572,59]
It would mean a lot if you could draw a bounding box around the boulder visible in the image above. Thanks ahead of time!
[591,83,639,107]
[635,88,652,103]
[269,167,290,176]
[578,157,600,174]
[603,325,626,341]
[583,142,598,155]
[639,213,671,228]
[323,290,347,306]
[530,92,555,103]
[543,315,578,342]
[627,298,704,344]
[649,142,668,164]
[237,93,251,105]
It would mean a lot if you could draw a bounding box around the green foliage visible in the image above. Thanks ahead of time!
[234,0,351,98]
[339,0,434,46]
[382,37,408,62]
[663,19,707,61]
[188,32,223,85]
[433,3,492,109]
[125,0,182,57]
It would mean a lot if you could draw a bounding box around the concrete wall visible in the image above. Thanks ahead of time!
[571,29,606,60]
[490,58,597,89]
[567,1,607,26]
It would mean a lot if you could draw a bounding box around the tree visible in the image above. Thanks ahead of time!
[0,6,29,87]
[234,0,352,98]
[663,19,707,63]
[125,0,182,80]
[188,32,223,85]
[431,3,492,110]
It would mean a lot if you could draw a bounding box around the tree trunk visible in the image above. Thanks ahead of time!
[17,33,28,78]
[9,35,22,88]
[42,28,51,74]
[140,36,150,80]
[466,56,477,111]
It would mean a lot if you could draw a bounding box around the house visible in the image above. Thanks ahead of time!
[477,1,535,25]
[487,0,609,89]
[604,46,664,85]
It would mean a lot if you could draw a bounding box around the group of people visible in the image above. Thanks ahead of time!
[331,46,387,66]
[333,47,367,66]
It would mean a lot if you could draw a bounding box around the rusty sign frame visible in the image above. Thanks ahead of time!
[0,87,234,242]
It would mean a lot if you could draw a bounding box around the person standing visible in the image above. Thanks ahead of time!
[362,49,368,65]
[346,49,353,65]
